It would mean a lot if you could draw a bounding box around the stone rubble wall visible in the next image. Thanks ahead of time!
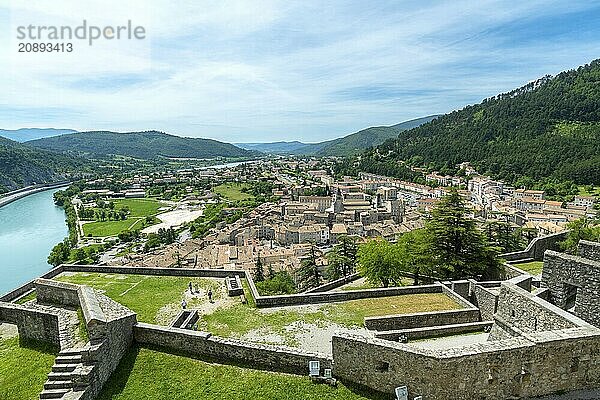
[21,278,137,400]
[365,308,481,331]
[304,272,361,293]
[0,301,60,346]
[374,321,493,341]
[470,282,498,321]
[134,322,332,375]
[254,282,446,308]
[333,282,600,399]
[578,240,600,262]
[489,282,590,341]
[35,278,80,307]
[501,231,568,262]
[61,264,243,279]
[332,327,600,400]
[541,250,600,327]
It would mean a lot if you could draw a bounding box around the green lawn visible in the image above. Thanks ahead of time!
[213,183,254,201]
[98,346,385,400]
[82,198,166,237]
[83,219,143,237]
[201,291,460,339]
[113,199,166,217]
[512,261,544,275]
[0,337,57,400]
[54,273,460,345]
[55,273,221,325]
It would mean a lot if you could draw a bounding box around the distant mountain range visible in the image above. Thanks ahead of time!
[0,128,78,142]
[0,137,84,192]
[27,130,256,159]
[350,59,600,185]
[236,115,438,156]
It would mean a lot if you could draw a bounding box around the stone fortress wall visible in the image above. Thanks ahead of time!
[541,241,600,328]
[1,238,599,400]
[333,280,600,400]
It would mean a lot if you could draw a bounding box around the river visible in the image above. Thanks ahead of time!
[0,188,67,294]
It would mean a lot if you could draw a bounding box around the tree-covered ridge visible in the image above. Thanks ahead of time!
[237,116,438,156]
[356,59,600,185]
[0,137,84,192]
[27,130,257,160]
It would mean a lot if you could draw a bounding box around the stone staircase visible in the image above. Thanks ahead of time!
[40,347,97,399]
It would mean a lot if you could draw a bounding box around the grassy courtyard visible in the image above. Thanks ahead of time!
[55,272,461,346]
[55,273,219,325]
[0,337,57,400]
[512,261,544,275]
[82,198,166,237]
[212,182,254,201]
[97,345,386,400]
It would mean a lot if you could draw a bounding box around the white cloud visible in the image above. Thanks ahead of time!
[1,0,599,142]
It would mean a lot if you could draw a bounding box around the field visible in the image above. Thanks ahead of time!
[97,345,385,400]
[82,198,166,237]
[55,273,461,347]
[0,337,56,400]
[212,182,254,201]
[512,261,544,275]
[55,273,218,325]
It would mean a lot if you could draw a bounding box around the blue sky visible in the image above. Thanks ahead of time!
[1,0,600,143]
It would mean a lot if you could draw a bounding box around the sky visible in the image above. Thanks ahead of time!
[1,0,600,143]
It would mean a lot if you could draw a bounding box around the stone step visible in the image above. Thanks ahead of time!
[39,388,70,399]
[44,380,73,390]
[58,349,84,356]
[48,372,75,381]
[52,364,78,373]
[55,355,82,364]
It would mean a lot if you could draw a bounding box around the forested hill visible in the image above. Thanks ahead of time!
[236,115,438,156]
[27,130,256,160]
[314,115,439,156]
[0,137,83,192]
[349,60,600,185]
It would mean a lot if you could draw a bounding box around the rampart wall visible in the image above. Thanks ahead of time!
[134,323,332,375]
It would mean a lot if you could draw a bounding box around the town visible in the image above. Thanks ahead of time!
[57,157,596,280]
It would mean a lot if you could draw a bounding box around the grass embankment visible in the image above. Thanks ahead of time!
[0,337,57,400]
[212,182,254,201]
[56,273,218,324]
[512,261,544,275]
[97,345,386,400]
[82,198,166,237]
[56,273,460,345]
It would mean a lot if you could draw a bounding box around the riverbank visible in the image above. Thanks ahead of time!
[0,188,69,294]
[0,182,70,209]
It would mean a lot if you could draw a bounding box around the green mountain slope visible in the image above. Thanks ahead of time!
[236,116,438,156]
[314,116,439,156]
[0,137,83,192]
[351,60,600,185]
[27,130,255,160]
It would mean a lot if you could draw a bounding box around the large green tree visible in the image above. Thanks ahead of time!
[326,235,358,279]
[357,239,403,287]
[297,244,321,290]
[426,190,502,279]
[559,218,600,254]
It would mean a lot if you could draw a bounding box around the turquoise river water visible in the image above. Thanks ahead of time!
[0,188,67,294]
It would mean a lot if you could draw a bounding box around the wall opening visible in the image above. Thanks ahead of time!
[375,361,390,372]
[563,283,578,311]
